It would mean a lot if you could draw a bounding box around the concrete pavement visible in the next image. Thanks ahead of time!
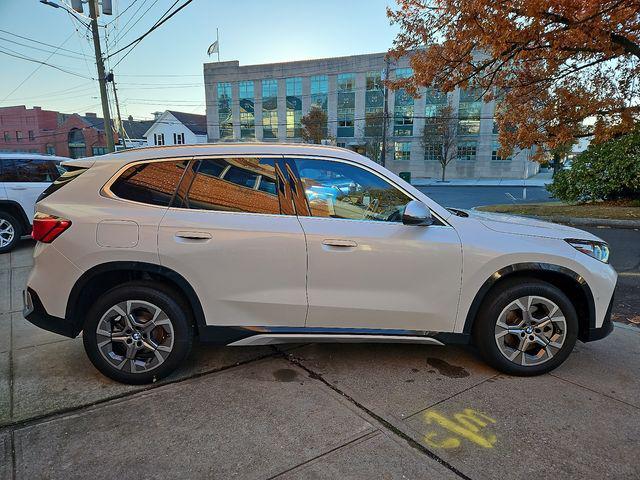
[1,240,639,479]
[412,171,553,187]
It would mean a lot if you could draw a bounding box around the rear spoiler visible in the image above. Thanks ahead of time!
[61,158,96,169]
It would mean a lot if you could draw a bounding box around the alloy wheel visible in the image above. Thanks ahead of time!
[96,300,175,374]
[0,219,15,248]
[494,295,567,366]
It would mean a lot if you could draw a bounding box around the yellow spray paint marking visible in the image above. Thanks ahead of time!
[423,409,497,449]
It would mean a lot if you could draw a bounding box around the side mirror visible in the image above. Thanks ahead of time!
[402,200,434,226]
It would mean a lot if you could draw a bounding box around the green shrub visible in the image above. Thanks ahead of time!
[548,130,640,203]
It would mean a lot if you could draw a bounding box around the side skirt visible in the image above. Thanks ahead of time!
[227,333,446,347]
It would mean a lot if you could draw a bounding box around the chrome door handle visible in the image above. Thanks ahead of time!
[322,239,357,248]
[9,187,26,191]
[175,231,212,240]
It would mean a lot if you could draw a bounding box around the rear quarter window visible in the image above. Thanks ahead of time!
[110,160,188,207]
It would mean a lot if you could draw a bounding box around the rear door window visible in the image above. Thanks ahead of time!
[184,157,281,214]
[110,160,188,207]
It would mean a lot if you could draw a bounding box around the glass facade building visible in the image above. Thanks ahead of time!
[205,52,536,179]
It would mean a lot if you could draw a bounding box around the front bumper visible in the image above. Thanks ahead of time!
[581,291,615,342]
[23,288,78,338]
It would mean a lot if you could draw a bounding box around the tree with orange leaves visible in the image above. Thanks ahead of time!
[387,0,640,158]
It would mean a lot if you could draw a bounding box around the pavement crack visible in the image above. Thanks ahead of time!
[549,373,640,411]
[1,349,278,431]
[266,431,378,480]
[280,348,474,480]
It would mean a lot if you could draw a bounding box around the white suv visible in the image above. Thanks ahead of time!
[0,153,67,252]
[23,144,617,384]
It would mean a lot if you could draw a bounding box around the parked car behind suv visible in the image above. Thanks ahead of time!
[0,153,67,252]
[23,144,616,384]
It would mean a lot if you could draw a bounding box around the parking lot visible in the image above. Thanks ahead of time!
[1,235,639,479]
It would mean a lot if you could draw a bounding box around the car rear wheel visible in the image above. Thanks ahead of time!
[0,211,21,254]
[473,279,578,376]
[83,281,193,384]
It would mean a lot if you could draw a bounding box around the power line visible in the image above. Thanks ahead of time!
[109,0,155,48]
[107,0,194,60]
[0,29,85,56]
[0,47,93,81]
[0,35,90,61]
[1,32,93,102]
[105,0,141,26]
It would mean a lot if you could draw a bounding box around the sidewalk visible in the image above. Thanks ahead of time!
[412,171,552,187]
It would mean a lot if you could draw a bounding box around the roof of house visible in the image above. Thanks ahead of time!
[122,119,154,140]
[167,111,207,135]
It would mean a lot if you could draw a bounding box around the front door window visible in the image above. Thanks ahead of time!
[292,158,411,222]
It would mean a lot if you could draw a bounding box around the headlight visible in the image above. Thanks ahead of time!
[565,239,610,263]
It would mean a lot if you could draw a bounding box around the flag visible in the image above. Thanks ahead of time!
[207,41,219,56]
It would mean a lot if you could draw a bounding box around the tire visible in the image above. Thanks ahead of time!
[0,211,22,254]
[473,278,578,376]
[83,281,193,384]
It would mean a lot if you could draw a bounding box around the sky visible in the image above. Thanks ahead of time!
[0,0,399,120]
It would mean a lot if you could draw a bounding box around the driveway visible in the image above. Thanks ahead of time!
[1,240,638,479]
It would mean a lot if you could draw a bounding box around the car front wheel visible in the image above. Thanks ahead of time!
[83,281,193,384]
[473,278,578,376]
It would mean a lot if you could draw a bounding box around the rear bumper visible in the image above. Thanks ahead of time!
[23,287,78,338]
[581,291,615,343]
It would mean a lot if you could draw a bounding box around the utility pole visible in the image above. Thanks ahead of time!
[88,0,115,152]
[380,56,391,167]
[108,71,127,150]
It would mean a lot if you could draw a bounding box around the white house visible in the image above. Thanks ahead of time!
[144,110,207,147]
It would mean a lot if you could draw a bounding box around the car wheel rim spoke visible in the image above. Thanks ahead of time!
[96,299,175,374]
[0,220,14,247]
[494,295,566,366]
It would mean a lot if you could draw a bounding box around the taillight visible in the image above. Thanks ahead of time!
[32,214,72,243]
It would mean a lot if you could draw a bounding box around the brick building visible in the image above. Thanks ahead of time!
[0,105,151,158]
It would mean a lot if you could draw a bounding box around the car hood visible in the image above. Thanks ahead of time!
[462,209,602,241]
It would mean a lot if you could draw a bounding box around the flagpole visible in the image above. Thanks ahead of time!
[216,27,220,62]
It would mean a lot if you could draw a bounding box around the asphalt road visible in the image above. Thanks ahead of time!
[417,185,553,209]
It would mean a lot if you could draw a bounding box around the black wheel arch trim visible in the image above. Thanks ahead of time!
[0,199,30,232]
[66,261,207,338]
[462,262,596,337]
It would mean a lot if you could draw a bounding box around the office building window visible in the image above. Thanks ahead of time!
[337,73,355,137]
[310,75,328,112]
[239,80,255,139]
[394,89,414,137]
[425,88,447,118]
[424,143,443,162]
[286,77,302,138]
[262,79,278,139]
[366,71,382,91]
[365,71,384,137]
[457,140,477,161]
[492,142,512,161]
[395,68,413,79]
[217,82,233,139]
[458,88,482,135]
[394,141,411,161]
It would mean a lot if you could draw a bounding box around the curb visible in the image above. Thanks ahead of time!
[542,216,640,229]
[472,208,640,229]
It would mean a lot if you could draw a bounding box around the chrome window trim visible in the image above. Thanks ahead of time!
[101,153,450,226]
